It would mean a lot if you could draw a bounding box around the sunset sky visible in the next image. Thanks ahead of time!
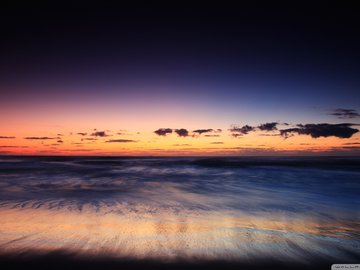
[0,4,359,155]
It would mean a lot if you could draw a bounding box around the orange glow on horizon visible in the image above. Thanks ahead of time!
[1,124,359,156]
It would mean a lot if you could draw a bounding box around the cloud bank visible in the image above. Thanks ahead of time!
[280,123,359,139]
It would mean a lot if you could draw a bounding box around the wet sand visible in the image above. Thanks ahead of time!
[0,156,359,269]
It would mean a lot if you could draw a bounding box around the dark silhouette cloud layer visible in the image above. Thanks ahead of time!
[154,128,173,136]
[91,131,109,137]
[229,121,359,140]
[155,128,222,137]
[192,129,222,136]
[230,122,278,137]
[230,125,255,137]
[193,129,214,135]
[280,123,359,139]
[174,129,189,137]
[258,122,278,131]
[0,136,16,139]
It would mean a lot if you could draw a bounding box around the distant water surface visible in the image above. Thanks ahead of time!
[0,156,359,265]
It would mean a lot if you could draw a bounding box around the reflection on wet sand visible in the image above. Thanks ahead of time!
[0,204,358,263]
[0,156,359,266]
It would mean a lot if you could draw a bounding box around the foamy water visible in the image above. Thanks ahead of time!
[0,156,359,264]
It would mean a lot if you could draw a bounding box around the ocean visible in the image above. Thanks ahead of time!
[0,156,359,269]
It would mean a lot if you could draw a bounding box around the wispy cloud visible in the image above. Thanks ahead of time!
[0,136,16,139]
[204,134,220,137]
[24,137,59,140]
[172,144,191,146]
[192,129,222,136]
[106,139,137,143]
[81,138,97,141]
[329,108,360,119]
[0,145,28,148]
[193,129,214,135]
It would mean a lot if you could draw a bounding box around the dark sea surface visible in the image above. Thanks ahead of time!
[0,156,359,269]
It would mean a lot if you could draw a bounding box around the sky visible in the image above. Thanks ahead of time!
[0,3,360,156]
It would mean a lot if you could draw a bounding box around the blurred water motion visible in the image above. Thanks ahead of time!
[0,156,359,263]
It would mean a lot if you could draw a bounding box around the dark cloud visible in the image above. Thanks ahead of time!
[81,138,97,141]
[193,129,214,135]
[0,136,16,139]
[0,145,28,148]
[210,142,224,144]
[63,149,97,152]
[258,134,280,137]
[258,122,278,131]
[154,128,173,136]
[24,137,58,140]
[204,134,220,137]
[106,139,137,143]
[330,108,360,119]
[174,129,189,137]
[91,131,109,137]
[280,123,359,139]
[342,142,360,145]
[57,134,63,136]
[77,132,87,136]
[57,140,63,143]
[229,122,278,137]
[229,125,255,137]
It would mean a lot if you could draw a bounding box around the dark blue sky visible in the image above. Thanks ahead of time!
[3,5,359,118]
